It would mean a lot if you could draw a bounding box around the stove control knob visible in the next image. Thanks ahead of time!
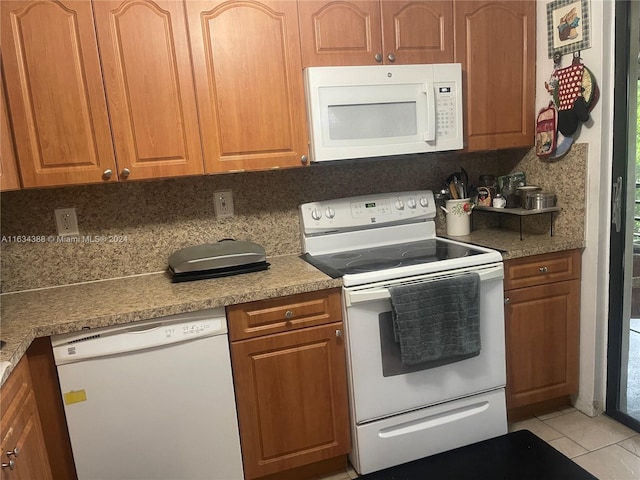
[395,199,405,210]
[311,208,322,220]
[325,207,335,219]
[407,198,417,209]
[419,196,429,207]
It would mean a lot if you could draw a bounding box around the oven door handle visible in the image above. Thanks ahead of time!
[345,264,504,306]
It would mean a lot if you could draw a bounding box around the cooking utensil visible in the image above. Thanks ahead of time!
[449,180,459,199]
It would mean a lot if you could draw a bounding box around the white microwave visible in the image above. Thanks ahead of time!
[304,64,463,162]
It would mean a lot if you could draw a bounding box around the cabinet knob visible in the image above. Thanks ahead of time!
[102,169,113,180]
[387,53,396,63]
[121,168,131,178]
[2,460,15,470]
[300,154,308,165]
[504,297,510,305]
[374,53,383,63]
[284,310,293,320]
[539,266,548,273]
[335,329,342,338]
[6,447,18,458]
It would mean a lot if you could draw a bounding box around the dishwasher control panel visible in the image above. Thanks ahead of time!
[52,308,228,365]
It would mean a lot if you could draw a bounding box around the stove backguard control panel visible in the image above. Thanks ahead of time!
[300,191,436,236]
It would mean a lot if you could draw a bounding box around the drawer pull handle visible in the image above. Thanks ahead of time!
[284,310,293,320]
[336,329,342,338]
[2,460,15,470]
[539,266,548,273]
[6,448,18,458]
[504,297,510,305]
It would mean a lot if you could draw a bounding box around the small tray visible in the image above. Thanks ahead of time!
[473,206,561,240]
[474,206,561,215]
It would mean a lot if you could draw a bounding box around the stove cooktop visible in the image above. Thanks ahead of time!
[302,238,485,279]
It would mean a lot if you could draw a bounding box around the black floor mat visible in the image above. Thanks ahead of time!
[358,430,597,480]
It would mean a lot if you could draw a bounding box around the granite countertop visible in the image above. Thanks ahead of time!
[0,254,342,385]
[440,228,585,260]
[0,232,584,386]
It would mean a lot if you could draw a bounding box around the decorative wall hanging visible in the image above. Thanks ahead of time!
[547,0,591,58]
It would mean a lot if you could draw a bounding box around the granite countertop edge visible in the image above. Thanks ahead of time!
[0,235,584,386]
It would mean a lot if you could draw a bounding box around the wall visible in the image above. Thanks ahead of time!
[534,0,615,416]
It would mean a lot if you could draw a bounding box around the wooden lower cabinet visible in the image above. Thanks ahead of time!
[503,250,581,418]
[228,289,350,480]
[0,357,53,480]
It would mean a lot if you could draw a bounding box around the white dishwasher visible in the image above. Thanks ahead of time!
[51,308,244,480]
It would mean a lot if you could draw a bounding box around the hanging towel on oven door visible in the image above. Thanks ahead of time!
[389,272,481,366]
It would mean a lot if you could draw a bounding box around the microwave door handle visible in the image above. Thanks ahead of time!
[423,83,436,143]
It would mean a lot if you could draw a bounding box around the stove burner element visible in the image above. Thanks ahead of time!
[346,258,403,273]
[368,246,403,256]
[331,252,362,260]
[402,247,438,263]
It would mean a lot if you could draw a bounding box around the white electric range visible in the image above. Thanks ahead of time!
[299,190,508,475]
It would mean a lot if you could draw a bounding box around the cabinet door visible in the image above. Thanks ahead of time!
[454,1,535,151]
[0,359,53,480]
[298,1,381,66]
[504,280,580,409]
[1,0,117,187]
[1,68,21,191]
[187,0,309,173]
[231,322,350,479]
[381,1,453,64]
[92,0,204,181]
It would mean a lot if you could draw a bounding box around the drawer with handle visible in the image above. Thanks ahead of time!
[227,288,342,341]
[504,249,581,290]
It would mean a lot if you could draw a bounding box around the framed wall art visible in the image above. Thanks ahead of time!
[547,0,591,58]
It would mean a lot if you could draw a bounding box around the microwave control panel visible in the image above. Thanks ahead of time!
[434,82,458,141]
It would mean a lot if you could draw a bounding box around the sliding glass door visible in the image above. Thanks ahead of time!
[606,0,640,431]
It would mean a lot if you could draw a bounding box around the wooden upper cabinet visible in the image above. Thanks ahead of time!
[1,0,117,188]
[92,0,204,181]
[186,0,309,173]
[1,67,21,191]
[299,1,453,66]
[380,1,454,64]
[298,1,381,66]
[454,1,535,151]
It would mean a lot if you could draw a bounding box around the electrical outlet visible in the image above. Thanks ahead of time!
[55,208,79,236]
[213,190,234,218]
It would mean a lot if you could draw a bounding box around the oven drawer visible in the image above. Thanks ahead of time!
[350,388,507,475]
[503,250,581,290]
[227,288,342,341]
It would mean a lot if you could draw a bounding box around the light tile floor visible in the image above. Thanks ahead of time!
[319,407,640,480]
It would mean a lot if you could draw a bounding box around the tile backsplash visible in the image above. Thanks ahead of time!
[0,145,586,292]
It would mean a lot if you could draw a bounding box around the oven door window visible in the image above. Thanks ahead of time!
[378,311,478,377]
